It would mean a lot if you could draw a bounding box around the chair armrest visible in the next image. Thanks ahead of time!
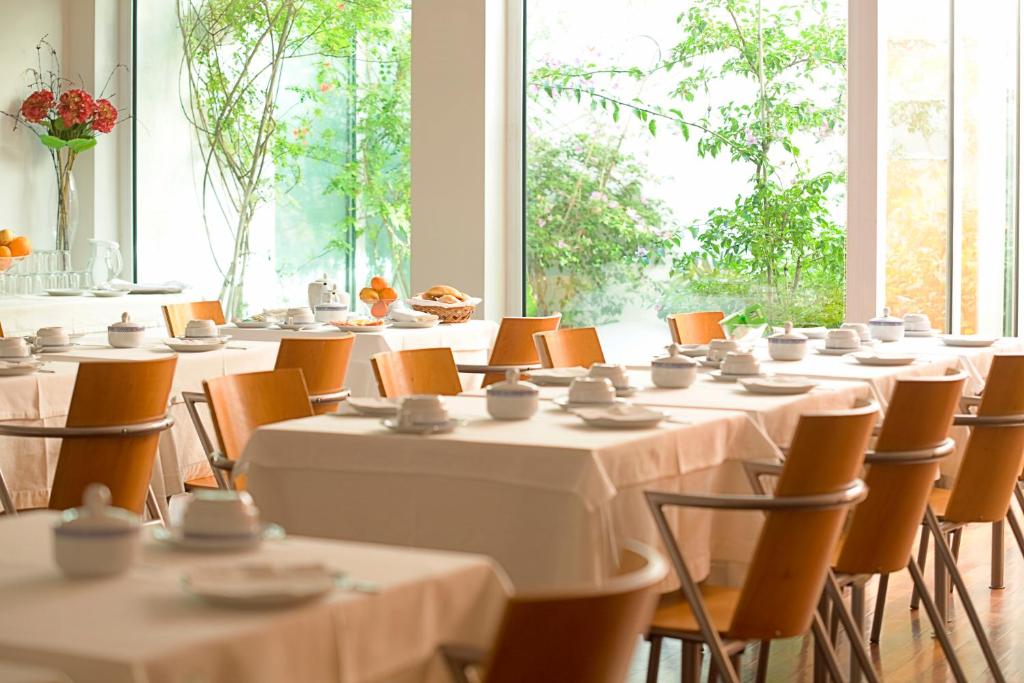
[0,415,174,439]
[952,413,1024,427]
[743,460,784,495]
[310,389,350,405]
[959,395,982,411]
[864,438,955,464]
[439,644,486,683]
[210,452,235,471]
[646,480,867,512]
[455,363,542,374]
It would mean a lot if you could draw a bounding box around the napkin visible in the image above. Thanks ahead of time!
[388,301,437,322]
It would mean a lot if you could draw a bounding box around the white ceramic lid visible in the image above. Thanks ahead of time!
[310,273,332,285]
[109,312,145,332]
[652,344,698,367]
[487,368,539,396]
[56,483,139,536]
[870,307,904,326]
[769,322,807,343]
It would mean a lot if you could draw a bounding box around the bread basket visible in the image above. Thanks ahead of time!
[409,302,475,323]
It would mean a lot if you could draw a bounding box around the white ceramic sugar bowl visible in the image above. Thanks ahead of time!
[108,312,146,348]
[54,483,140,578]
[651,344,698,388]
[869,307,905,342]
[768,322,808,361]
[486,368,540,420]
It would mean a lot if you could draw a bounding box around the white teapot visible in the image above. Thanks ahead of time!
[307,273,337,311]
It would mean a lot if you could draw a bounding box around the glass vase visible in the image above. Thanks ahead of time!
[54,149,78,271]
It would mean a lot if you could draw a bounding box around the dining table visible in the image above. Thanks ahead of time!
[217,319,499,397]
[0,292,191,337]
[0,512,508,683]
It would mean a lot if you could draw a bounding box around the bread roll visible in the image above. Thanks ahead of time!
[425,285,465,300]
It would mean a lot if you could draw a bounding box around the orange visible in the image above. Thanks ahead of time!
[370,300,389,318]
[370,276,388,291]
[359,287,380,303]
[379,286,398,302]
[8,235,31,256]
[0,229,13,246]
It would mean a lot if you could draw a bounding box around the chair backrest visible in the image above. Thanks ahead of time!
[162,300,226,337]
[666,311,725,345]
[483,315,562,386]
[727,403,877,640]
[203,369,314,463]
[533,328,605,369]
[370,348,463,398]
[483,543,667,683]
[275,336,354,414]
[944,354,1024,523]
[48,357,178,514]
[834,373,966,575]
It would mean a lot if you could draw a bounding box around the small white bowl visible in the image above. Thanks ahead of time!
[183,490,261,539]
[486,369,540,420]
[568,376,617,404]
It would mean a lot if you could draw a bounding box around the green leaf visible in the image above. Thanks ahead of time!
[648,119,657,136]
[67,137,97,153]
[39,135,67,150]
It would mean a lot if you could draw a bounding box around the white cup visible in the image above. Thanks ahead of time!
[721,351,760,376]
[398,394,449,426]
[286,307,315,324]
[903,313,931,332]
[182,490,261,538]
[567,377,616,405]
[0,337,30,358]
[36,326,70,347]
[184,319,218,338]
[708,339,741,362]
[588,363,629,389]
[840,322,871,342]
[825,329,861,349]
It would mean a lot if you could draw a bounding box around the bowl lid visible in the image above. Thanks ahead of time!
[109,312,145,332]
[870,307,904,325]
[769,321,807,343]
[487,368,539,396]
[56,484,139,535]
[652,344,698,367]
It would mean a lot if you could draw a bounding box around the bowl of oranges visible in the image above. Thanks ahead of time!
[0,229,32,273]
[358,276,399,319]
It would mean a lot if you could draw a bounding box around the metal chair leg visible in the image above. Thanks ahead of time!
[934,530,949,623]
[813,596,829,683]
[645,636,661,683]
[680,642,702,683]
[182,391,228,490]
[1007,506,1024,558]
[810,611,846,683]
[991,520,1005,589]
[755,641,770,683]
[869,573,889,644]
[925,507,1007,683]
[910,525,929,610]
[824,574,880,683]
[144,486,165,526]
[906,558,968,683]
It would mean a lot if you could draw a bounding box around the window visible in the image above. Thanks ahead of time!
[524,0,848,328]
[134,0,410,317]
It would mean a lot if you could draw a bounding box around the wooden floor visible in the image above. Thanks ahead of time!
[628,521,1024,682]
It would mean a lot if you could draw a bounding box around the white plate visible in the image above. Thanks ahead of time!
[739,376,819,395]
[45,289,83,297]
[905,329,940,338]
[163,337,229,353]
[35,343,76,353]
[387,318,440,329]
[381,418,462,434]
[940,335,998,348]
[527,367,589,386]
[709,370,764,383]
[232,320,274,329]
[89,289,130,297]
[572,405,668,429]
[552,395,629,411]
[343,397,400,417]
[0,361,43,377]
[329,323,391,333]
[128,285,184,295]
[153,523,285,552]
[793,326,828,339]
[276,322,325,331]
[815,346,859,356]
[182,562,334,609]
[850,352,916,366]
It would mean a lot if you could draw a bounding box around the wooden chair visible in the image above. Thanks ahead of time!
[275,336,354,414]
[749,374,972,683]
[192,369,314,490]
[667,311,725,345]
[456,315,562,387]
[643,403,878,683]
[161,300,225,337]
[441,542,667,683]
[533,327,605,369]
[370,348,463,398]
[0,357,177,518]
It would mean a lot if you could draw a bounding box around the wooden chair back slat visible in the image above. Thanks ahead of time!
[945,354,1024,522]
[533,328,605,369]
[483,315,561,386]
[161,301,226,338]
[204,369,314,465]
[666,311,725,345]
[275,336,354,414]
[48,357,178,514]
[370,348,463,398]
[835,375,966,575]
[727,404,877,640]
[483,546,666,683]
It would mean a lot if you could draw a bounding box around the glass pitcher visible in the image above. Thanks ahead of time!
[87,239,123,288]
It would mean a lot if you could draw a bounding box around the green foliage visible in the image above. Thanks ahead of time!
[530,0,848,326]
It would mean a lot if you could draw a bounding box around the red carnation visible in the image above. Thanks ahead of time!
[57,89,96,128]
[20,89,54,124]
[91,99,118,134]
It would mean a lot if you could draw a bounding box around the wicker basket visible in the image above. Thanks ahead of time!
[410,303,475,324]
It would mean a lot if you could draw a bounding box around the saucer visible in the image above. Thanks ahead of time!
[89,289,129,298]
[153,523,285,552]
[182,562,334,608]
[739,376,819,395]
[709,370,764,383]
[553,396,629,411]
[44,288,84,297]
[816,346,859,356]
[387,319,440,329]
[277,322,324,331]
[35,343,75,353]
[699,358,722,369]
[164,338,228,353]
[939,335,998,348]
[674,344,708,357]
[233,320,274,329]
[0,360,44,377]
[381,418,462,434]
[527,367,589,386]
[850,352,916,367]
[572,405,668,429]
[905,329,940,338]
[343,397,400,417]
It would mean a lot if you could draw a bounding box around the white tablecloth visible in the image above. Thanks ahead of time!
[240,396,780,589]
[219,321,499,397]
[0,293,192,336]
[0,512,508,683]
